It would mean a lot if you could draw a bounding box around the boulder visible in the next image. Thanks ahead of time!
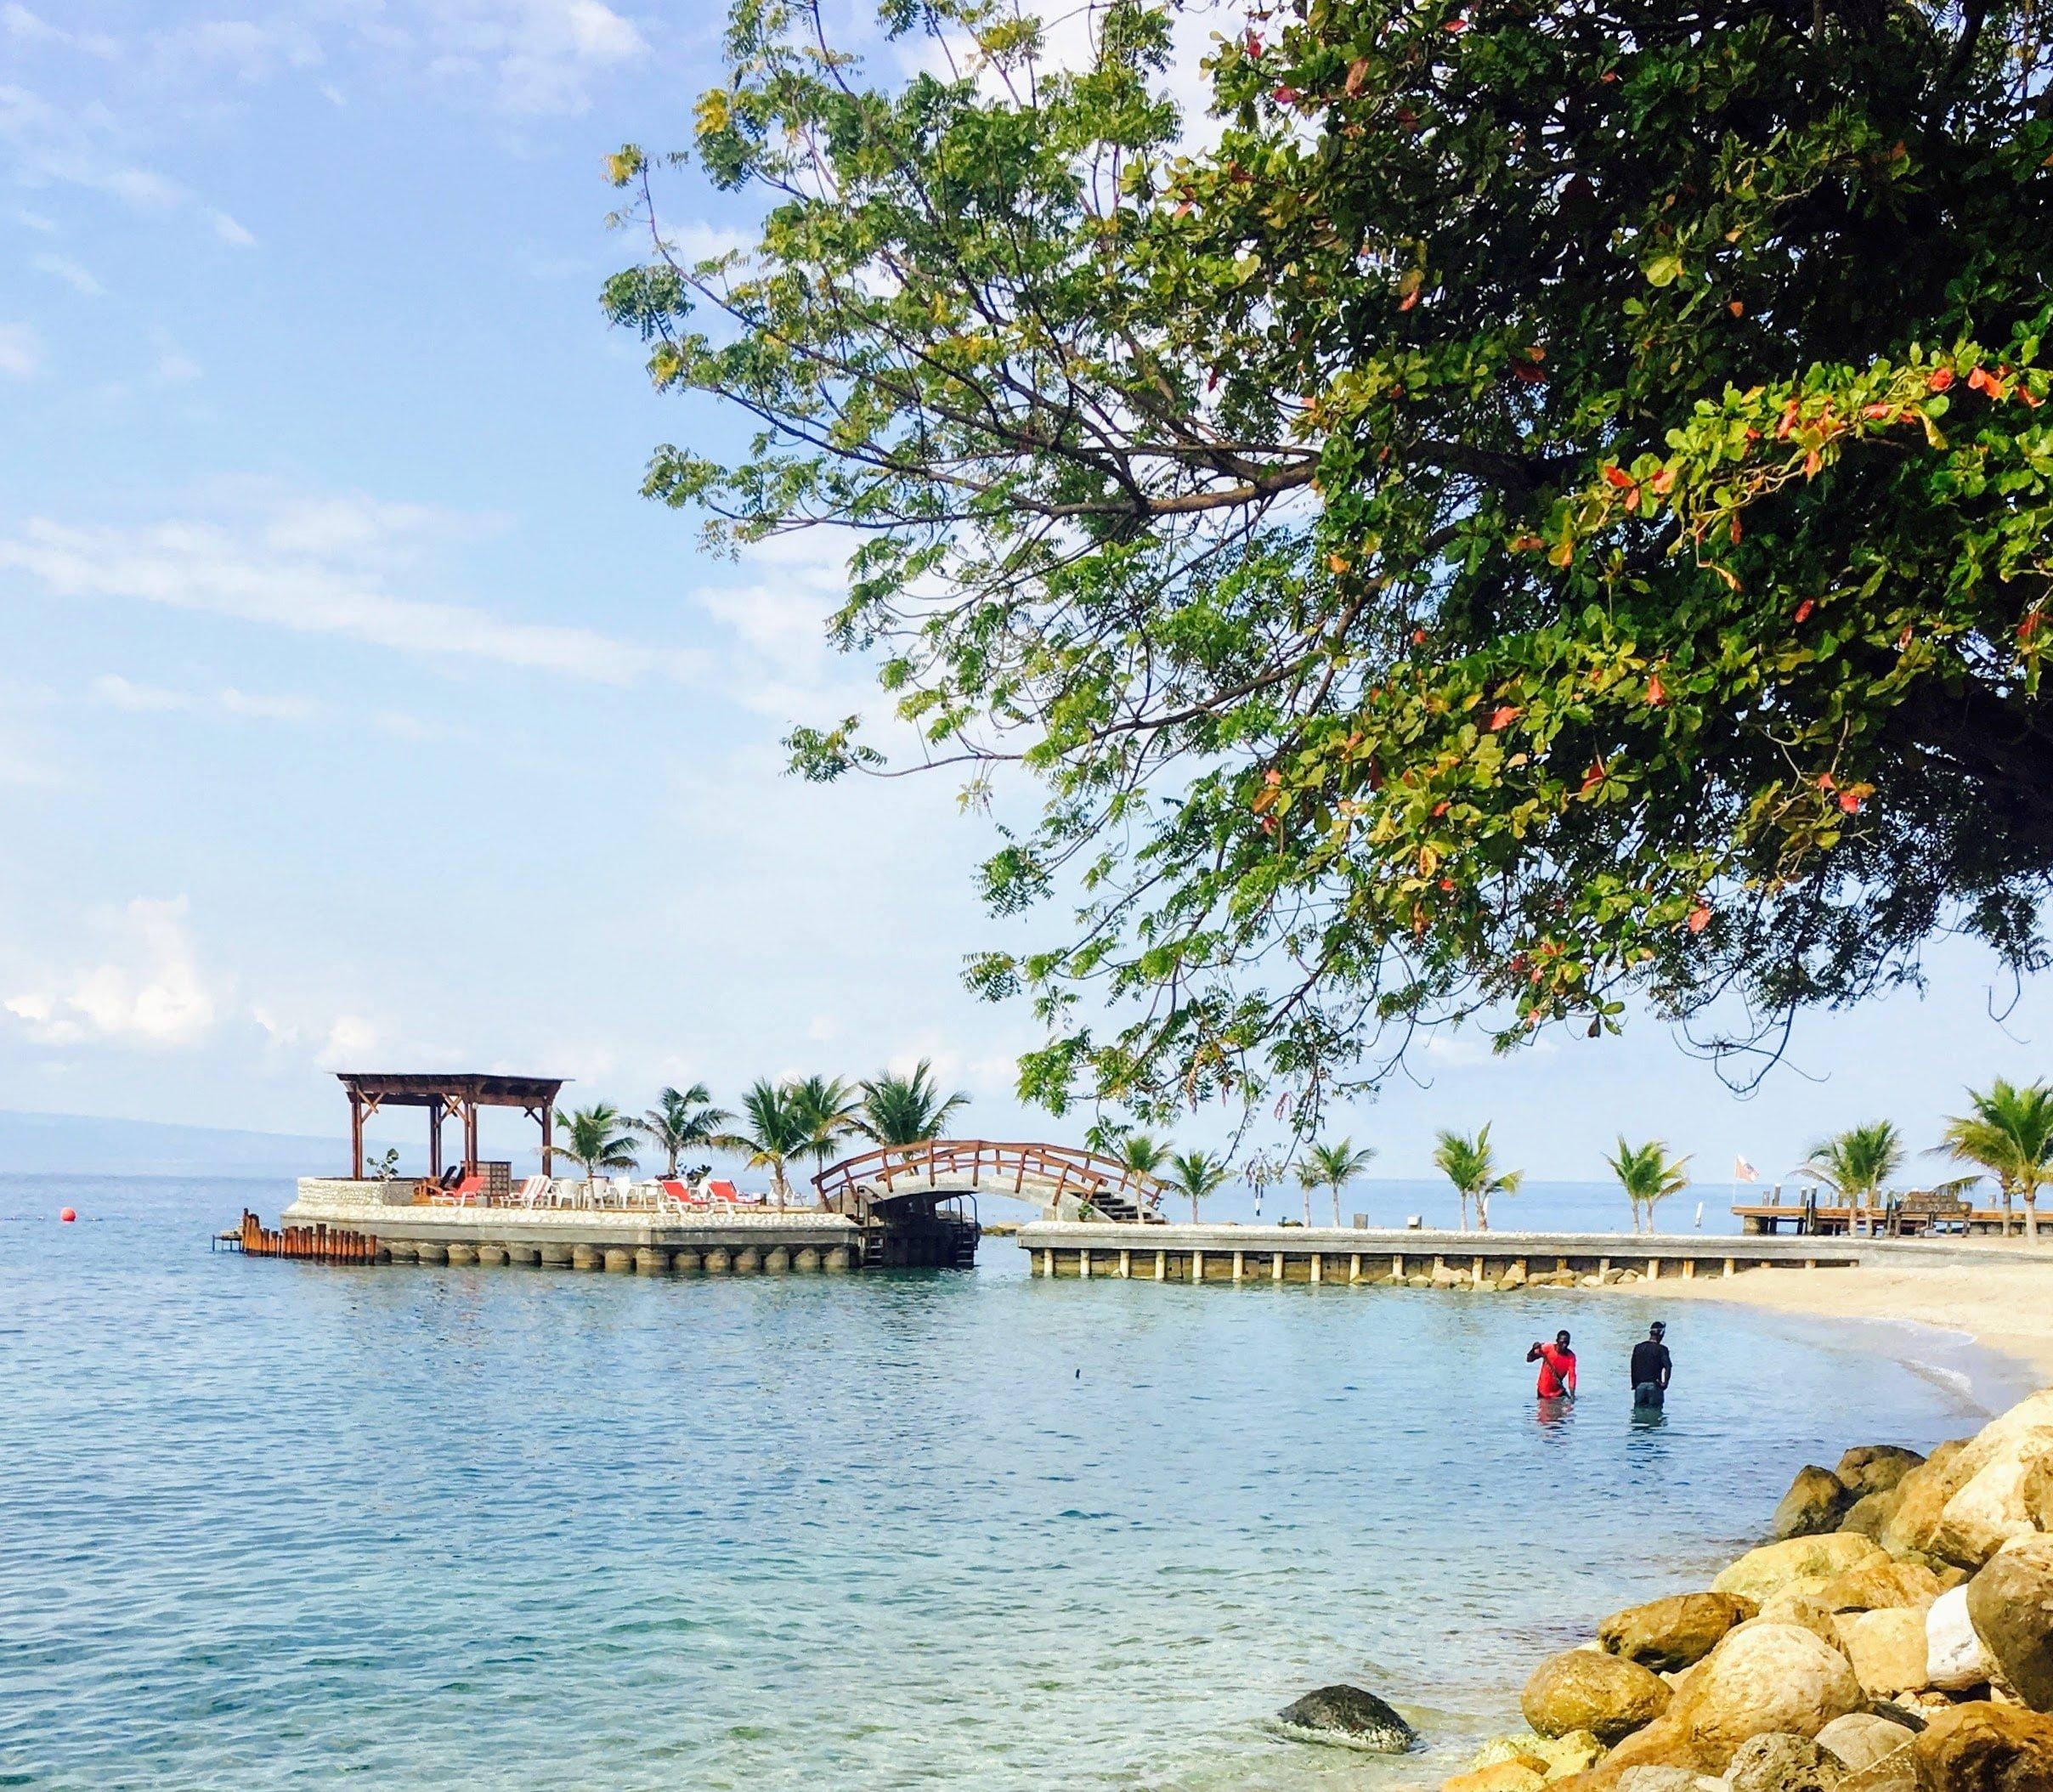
[1441,1763,1545,1792]
[1727,1732,1843,1792]
[2023,1454,2053,1532]
[1965,1535,2053,1710]
[1841,1487,1908,1544]
[1909,1699,2053,1790]
[1883,1394,2053,1568]
[1469,1735,1553,1773]
[1812,1558,1943,1614]
[1881,1440,1976,1560]
[1925,1585,1997,1690]
[1931,1430,2053,1568]
[1776,1466,1857,1541]
[1834,1608,1930,1699]
[1716,1535,1886,1604]
[1758,1588,1853,1648]
[1815,1713,1915,1772]
[1613,1771,1722,1791]
[1836,1447,1928,1501]
[1500,1262,1530,1290]
[1523,1649,1672,1744]
[1681,1622,1865,1770]
[1600,1592,1758,1672]
[1274,1684,1417,1751]
[1596,1713,1715,1778]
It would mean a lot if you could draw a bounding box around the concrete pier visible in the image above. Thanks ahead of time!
[1018,1222,2025,1286]
[276,1180,867,1276]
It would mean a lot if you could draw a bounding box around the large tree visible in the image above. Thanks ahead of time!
[605,0,2053,1132]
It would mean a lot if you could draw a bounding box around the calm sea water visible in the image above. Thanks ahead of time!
[0,1175,2011,1790]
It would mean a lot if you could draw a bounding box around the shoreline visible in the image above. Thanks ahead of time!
[1585,1250,2053,1410]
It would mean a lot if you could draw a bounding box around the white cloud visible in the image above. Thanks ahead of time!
[31,251,101,296]
[460,0,648,113]
[0,322,41,377]
[155,347,200,382]
[320,1014,378,1067]
[90,674,324,725]
[208,209,256,246]
[5,896,218,1047]
[4,492,706,687]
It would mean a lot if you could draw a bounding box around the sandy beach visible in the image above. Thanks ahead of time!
[1608,1246,2053,1383]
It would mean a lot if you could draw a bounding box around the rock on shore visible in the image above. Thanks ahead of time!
[1440,1385,2053,1792]
[1273,1682,1417,1751]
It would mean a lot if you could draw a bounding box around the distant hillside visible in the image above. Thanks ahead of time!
[0,1110,345,1177]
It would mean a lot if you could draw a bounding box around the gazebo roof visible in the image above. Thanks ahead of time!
[336,1072,565,1108]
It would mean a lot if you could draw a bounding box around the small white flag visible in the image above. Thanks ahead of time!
[1734,1156,1760,1183]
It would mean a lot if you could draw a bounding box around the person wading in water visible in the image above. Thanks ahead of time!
[1632,1321,1672,1410]
[1527,1330,1577,1401]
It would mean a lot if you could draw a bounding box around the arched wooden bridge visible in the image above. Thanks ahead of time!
[812,1139,1166,1224]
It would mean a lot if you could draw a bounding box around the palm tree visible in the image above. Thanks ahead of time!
[1939,1079,2053,1242]
[713,1080,817,1207]
[1299,1139,1378,1227]
[1164,1149,1230,1224]
[1604,1136,1692,1234]
[631,1083,730,1177]
[790,1074,862,1181]
[1433,1124,1523,1230]
[556,1104,638,1195]
[1111,1133,1168,1179]
[1799,1121,1904,1208]
[857,1059,970,1146]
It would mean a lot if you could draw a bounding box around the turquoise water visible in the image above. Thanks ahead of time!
[0,1176,2001,1789]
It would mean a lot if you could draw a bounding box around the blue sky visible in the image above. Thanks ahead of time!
[6,0,2053,1190]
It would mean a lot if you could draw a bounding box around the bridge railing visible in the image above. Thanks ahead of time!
[812,1139,1164,1215]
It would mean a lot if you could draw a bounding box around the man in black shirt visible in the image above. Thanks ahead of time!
[1632,1321,1672,1408]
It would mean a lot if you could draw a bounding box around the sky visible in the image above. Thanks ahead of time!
[6,0,2053,1191]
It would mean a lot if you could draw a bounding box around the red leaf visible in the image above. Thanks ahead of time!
[1927,367,1954,392]
[1687,904,1711,934]
[1817,772,1835,791]
[1437,877,1455,891]
[1398,288,1419,312]
[1602,464,1635,489]
[1968,365,1997,394]
[1510,360,1545,384]
[1344,57,1371,95]
[1442,15,1468,31]
[1432,800,1450,817]
[1579,760,1606,794]
[1411,627,1427,645]
[1645,673,1666,705]
[1272,85,1299,104]
[1244,29,1263,54]
[2022,613,2042,642]
[1489,704,1522,731]
[2022,387,2045,410]
[1861,403,1892,420]
[1728,300,1744,317]
[1794,598,1814,624]
[1838,790,1862,814]
[1899,624,1914,648]
[1649,466,1676,495]
[1802,449,1821,477]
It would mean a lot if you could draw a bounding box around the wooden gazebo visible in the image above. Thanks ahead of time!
[337,1072,565,1179]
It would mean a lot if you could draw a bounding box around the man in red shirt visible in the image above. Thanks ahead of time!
[1528,1330,1577,1400]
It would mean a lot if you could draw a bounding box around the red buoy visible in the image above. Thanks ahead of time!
[59,1207,76,1223]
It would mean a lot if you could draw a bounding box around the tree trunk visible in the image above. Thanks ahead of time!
[1477,1192,1490,1231]
[2028,1192,2039,1243]
[1332,1189,1343,1229]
